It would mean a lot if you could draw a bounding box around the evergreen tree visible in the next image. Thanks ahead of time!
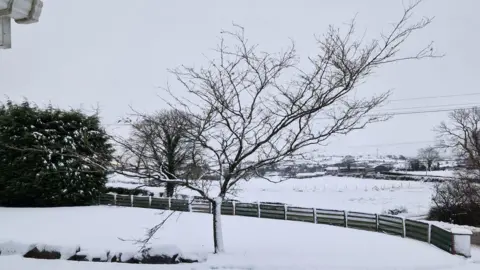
[0,100,113,207]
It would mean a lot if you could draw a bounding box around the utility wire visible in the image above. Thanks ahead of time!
[374,102,480,112]
[102,93,480,127]
[349,140,436,148]
[387,92,480,102]
[104,106,479,129]
[381,106,478,116]
[313,105,479,121]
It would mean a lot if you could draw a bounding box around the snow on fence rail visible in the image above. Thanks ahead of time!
[97,194,472,257]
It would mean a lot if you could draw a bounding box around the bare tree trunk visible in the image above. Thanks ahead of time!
[212,197,225,253]
[166,182,175,197]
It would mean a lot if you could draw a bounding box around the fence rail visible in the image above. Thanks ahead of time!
[98,194,460,256]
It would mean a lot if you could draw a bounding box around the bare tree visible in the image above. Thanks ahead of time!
[409,158,422,171]
[437,107,480,174]
[119,109,204,197]
[429,107,480,226]
[162,1,439,253]
[341,155,356,171]
[112,109,211,197]
[417,146,440,171]
[98,1,439,254]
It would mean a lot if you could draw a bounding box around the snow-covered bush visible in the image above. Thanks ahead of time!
[0,241,204,264]
[0,100,114,207]
[106,186,153,196]
[382,206,408,216]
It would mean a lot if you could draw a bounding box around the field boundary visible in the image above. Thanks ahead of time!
[98,194,467,256]
[333,172,452,183]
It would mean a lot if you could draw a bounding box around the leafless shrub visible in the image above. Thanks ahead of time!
[431,107,480,225]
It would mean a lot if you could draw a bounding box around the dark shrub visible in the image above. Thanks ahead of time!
[0,100,114,207]
[428,179,480,226]
[140,254,179,264]
[428,203,480,226]
[68,254,89,261]
[105,186,152,196]
[23,247,61,260]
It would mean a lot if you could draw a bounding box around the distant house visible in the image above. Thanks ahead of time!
[438,160,456,170]
[339,166,367,174]
[325,166,340,175]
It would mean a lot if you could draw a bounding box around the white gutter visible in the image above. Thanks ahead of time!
[0,0,44,49]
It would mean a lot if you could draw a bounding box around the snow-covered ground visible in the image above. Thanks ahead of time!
[230,177,434,217]
[403,170,456,178]
[1,206,478,269]
[109,174,435,216]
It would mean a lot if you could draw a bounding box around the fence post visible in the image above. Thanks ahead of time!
[427,223,431,243]
[451,233,456,255]
[113,194,117,205]
[188,197,192,212]
[375,214,379,231]
[313,208,317,224]
[450,229,473,257]
[209,202,213,214]
[257,202,261,218]
[130,195,133,207]
[402,218,406,238]
[284,204,288,220]
[344,211,348,228]
[149,196,152,208]
[232,201,236,216]
[168,197,171,210]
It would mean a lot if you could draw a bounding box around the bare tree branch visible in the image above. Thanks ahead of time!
[166,0,441,200]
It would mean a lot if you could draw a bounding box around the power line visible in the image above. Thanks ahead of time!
[314,105,478,121]
[102,93,480,127]
[374,102,480,112]
[387,93,480,102]
[349,140,436,148]
[381,106,477,116]
[105,105,479,127]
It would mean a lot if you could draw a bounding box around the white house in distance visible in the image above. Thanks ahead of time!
[0,0,43,49]
[325,166,340,175]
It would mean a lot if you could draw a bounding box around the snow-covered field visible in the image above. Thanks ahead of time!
[1,206,478,269]
[229,177,434,216]
[109,174,435,217]
[403,170,456,178]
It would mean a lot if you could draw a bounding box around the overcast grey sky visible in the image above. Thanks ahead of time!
[0,0,478,157]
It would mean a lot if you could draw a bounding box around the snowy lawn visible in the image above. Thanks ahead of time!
[0,206,478,269]
[109,174,435,217]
